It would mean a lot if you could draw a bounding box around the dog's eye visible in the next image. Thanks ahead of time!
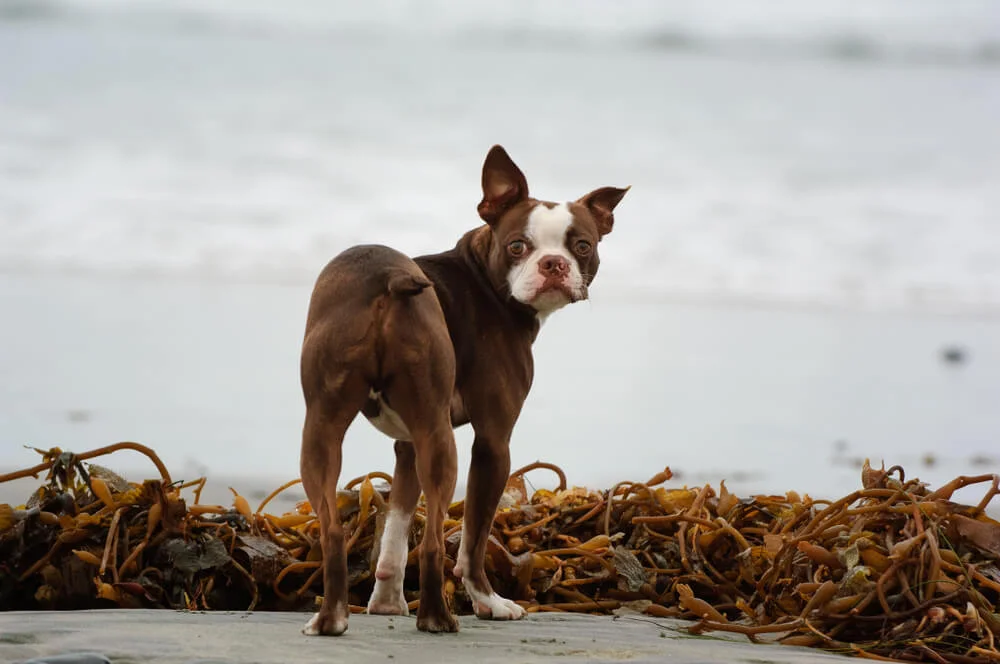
[508,240,527,257]
[574,240,593,256]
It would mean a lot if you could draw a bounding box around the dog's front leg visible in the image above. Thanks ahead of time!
[454,434,527,620]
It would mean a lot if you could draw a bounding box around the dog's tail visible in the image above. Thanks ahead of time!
[386,269,432,297]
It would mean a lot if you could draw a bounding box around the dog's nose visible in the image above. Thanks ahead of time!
[538,255,570,278]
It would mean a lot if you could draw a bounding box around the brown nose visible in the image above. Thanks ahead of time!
[538,255,570,278]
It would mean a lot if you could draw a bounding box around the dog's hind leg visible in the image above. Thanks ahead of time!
[371,274,458,632]
[379,343,459,630]
[367,439,420,616]
[379,376,458,632]
[299,371,369,637]
[411,420,459,632]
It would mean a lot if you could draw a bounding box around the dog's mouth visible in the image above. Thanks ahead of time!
[538,277,572,295]
[508,270,587,311]
[532,279,583,305]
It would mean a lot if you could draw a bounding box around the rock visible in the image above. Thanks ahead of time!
[941,345,968,365]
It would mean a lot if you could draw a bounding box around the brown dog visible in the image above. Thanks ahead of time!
[299,145,628,635]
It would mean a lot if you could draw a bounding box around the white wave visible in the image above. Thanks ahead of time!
[6,0,1000,66]
[3,0,999,314]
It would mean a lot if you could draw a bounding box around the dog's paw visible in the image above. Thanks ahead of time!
[302,611,349,636]
[367,582,409,616]
[472,593,527,621]
[416,610,459,633]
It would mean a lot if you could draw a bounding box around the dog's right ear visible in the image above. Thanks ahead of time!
[477,145,529,226]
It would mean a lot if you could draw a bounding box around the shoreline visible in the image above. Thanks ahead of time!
[4,451,999,521]
[2,271,998,506]
[5,266,1000,320]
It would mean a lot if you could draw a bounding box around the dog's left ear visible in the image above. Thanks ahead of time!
[577,186,630,238]
[478,145,529,226]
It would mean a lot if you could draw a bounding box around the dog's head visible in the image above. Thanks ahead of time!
[475,145,629,318]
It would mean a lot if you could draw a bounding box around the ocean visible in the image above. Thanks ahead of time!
[1,0,998,504]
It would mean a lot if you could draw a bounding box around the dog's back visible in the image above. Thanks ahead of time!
[300,244,448,400]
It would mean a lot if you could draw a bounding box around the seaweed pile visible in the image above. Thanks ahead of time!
[2,443,1000,662]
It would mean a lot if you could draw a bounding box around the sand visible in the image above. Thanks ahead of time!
[1,610,850,664]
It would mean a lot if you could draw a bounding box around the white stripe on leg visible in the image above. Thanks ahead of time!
[453,525,468,579]
[367,509,412,615]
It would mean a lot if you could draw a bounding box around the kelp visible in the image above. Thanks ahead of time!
[2,444,999,662]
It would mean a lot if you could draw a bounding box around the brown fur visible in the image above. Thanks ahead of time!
[299,145,628,634]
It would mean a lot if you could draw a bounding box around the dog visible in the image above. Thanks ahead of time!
[299,145,628,635]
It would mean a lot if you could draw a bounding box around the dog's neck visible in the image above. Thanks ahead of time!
[457,225,543,334]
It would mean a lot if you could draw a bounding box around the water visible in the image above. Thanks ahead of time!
[1,1,998,501]
[3,0,1000,311]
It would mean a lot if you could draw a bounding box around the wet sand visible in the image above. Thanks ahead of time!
[1,610,849,664]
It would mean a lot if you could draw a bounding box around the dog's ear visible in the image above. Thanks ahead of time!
[577,186,630,238]
[478,145,529,226]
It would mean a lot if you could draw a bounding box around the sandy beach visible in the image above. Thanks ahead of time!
[1,610,852,664]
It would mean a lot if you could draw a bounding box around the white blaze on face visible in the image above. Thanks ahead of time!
[506,202,584,314]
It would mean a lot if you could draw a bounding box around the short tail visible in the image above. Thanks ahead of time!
[386,269,432,297]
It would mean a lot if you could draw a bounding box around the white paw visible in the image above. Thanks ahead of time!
[465,586,527,621]
[302,612,321,636]
[367,580,409,616]
[302,611,348,636]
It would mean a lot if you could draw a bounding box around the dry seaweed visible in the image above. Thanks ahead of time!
[2,444,999,662]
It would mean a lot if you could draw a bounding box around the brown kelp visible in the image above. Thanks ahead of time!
[2,443,999,662]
